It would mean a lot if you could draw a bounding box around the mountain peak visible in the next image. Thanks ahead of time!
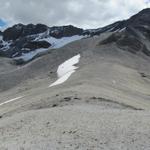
[138,8,150,14]
[127,8,150,27]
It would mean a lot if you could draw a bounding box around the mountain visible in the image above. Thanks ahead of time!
[0,8,150,64]
[0,24,85,63]
[0,9,150,150]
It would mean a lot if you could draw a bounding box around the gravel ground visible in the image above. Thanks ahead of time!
[0,105,150,150]
[0,35,150,149]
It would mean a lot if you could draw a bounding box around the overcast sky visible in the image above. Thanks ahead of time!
[0,0,149,29]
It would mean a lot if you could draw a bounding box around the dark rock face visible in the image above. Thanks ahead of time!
[99,33,120,45]
[117,32,147,55]
[0,31,2,36]
[3,24,83,41]
[126,9,150,27]
[23,41,51,50]
[3,24,48,41]
[100,27,150,56]
[50,25,83,38]
[99,8,150,57]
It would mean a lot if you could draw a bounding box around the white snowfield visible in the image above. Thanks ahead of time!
[49,54,80,87]
[15,35,84,61]
[40,35,84,49]
[0,36,12,51]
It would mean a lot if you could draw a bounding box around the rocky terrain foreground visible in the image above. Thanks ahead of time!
[0,9,150,150]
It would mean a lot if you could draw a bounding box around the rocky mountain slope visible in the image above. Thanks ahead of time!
[0,8,150,64]
[0,8,150,150]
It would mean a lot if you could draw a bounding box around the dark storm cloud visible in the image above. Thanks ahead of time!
[0,0,148,29]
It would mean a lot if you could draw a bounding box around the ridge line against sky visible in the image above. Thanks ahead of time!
[0,0,150,30]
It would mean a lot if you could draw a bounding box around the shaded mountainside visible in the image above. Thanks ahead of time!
[99,8,150,56]
[0,8,150,64]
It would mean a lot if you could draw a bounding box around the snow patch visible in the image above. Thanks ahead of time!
[14,35,84,62]
[119,27,126,32]
[49,70,75,87]
[0,96,24,106]
[0,39,12,51]
[57,54,80,77]
[49,54,80,87]
[14,48,49,61]
[37,35,84,49]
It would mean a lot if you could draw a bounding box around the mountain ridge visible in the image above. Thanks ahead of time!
[0,8,150,64]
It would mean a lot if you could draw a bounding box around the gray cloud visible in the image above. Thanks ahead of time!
[0,0,149,29]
